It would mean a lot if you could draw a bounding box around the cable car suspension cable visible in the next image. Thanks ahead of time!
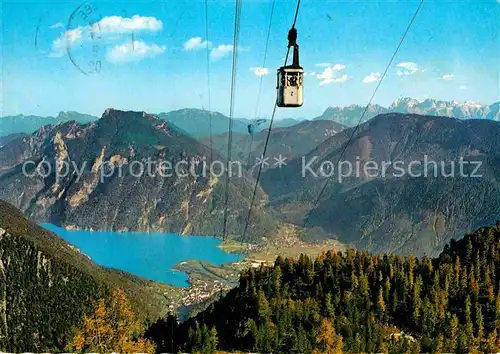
[254,0,275,121]
[204,0,213,162]
[246,0,276,171]
[302,0,425,229]
[238,0,302,256]
[222,0,243,241]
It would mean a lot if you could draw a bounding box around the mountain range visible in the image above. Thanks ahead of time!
[314,98,500,126]
[0,112,98,136]
[2,98,497,140]
[0,109,276,240]
[1,104,499,256]
[261,113,500,256]
[1,109,298,139]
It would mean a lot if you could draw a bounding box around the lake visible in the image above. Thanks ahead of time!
[41,223,241,288]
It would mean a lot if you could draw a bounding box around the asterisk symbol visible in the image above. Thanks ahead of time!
[254,155,270,168]
[273,154,288,168]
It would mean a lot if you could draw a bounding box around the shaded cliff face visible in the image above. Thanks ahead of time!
[0,200,170,351]
[0,109,276,240]
[0,133,26,148]
[261,113,500,256]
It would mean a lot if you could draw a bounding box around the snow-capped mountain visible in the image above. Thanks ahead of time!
[389,97,498,120]
[315,97,499,126]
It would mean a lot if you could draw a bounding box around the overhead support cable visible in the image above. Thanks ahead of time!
[239,0,302,254]
[222,0,243,241]
[204,0,213,162]
[246,0,276,172]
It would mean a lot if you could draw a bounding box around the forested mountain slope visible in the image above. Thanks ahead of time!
[146,223,500,353]
[0,200,169,351]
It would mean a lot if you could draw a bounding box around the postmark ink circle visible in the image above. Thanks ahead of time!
[66,1,103,75]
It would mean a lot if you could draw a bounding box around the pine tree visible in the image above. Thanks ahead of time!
[445,314,459,352]
[313,318,343,354]
[433,334,444,354]
[391,289,399,313]
[408,256,415,286]
[376,287,386,318]
[475,303,483,338]
[495,294,500,331]
[411,276,422,327]
[383,277,391,304]
[465,295,474,345]
[484,330,497,353]
[351,271,359,291]
[273,265,282,295]
[359,272,369,296]
[257,289,270,320]
[466,236,473,263]
[202,326,218,354]
[324,292,335,320]
[453,256,461,293]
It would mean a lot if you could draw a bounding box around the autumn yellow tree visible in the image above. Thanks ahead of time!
[312,318,343,354]
[67,288,155,353]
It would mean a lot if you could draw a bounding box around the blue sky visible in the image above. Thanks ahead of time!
[2,0,499,119]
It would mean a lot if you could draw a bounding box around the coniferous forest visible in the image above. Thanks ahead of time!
[146,223,500,353]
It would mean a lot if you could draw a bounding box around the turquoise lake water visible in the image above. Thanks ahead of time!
[41,223,241,288]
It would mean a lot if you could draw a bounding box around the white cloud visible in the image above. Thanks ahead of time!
[459,85,467,90]
[184,37,212,51]
[210,44,233,60]
[95,15,163,34]
[397,62,419,72]
[251,67,269,77]
[49,22,65,29]
[363,72,381,83]
[316,64,348,85]
[396,62,420,77]
[106,40,166,63]
[309,71,316,76]
[49,15,163,57]
[442,74,454,81]
[315,62,332,67]
[49,27,84,57]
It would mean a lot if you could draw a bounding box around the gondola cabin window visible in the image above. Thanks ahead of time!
[277,67,303,107]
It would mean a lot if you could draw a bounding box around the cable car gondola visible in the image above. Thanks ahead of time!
[277,26,303,108]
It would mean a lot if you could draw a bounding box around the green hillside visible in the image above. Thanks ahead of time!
[0,200,171,351]
[146,222,500,353]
